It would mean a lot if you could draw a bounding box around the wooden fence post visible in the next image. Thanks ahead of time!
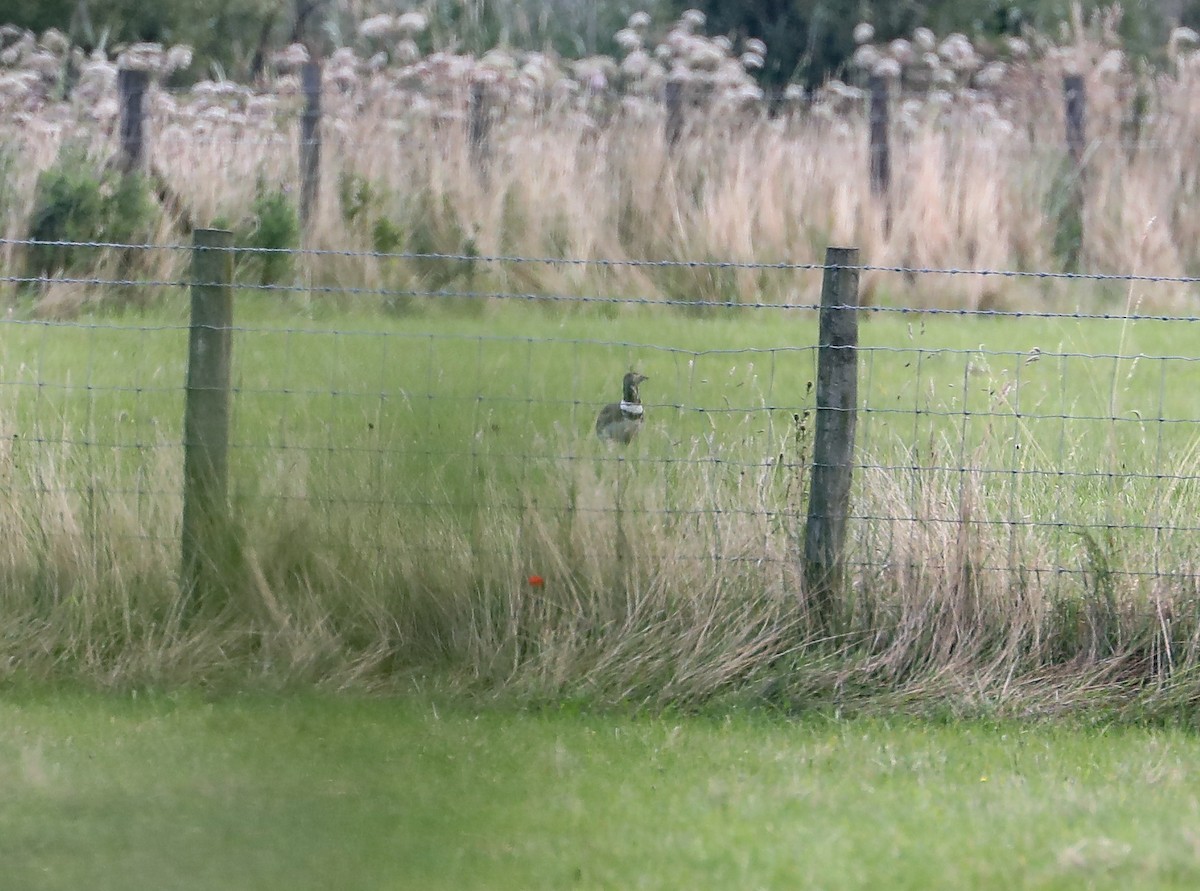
[117,67,149,173]
[181,228,235,610]
[469,80,492,182]
[300,59,322,232]
[1059,74,1087,270]
[1064,74,1086,166]
[868,74,890,196]
[665,76,685,148]
[868,74,891,233]
[804,246,860,632]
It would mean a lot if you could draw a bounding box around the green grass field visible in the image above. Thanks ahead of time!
[3,691,1200,891]
[4,292,1198,570]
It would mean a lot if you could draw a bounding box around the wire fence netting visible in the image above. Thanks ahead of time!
[4,238,1200,595]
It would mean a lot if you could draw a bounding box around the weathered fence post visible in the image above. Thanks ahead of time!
[1060,74,1087,269]
[804,246,860,632]
[300,59,322,232]
[665,76,685,148]
[868,74,891,234]
[469,79,492,182]
[117,67,149,173]
[181,228,235,609]
[868,74,890,197]
[1064,74,1086,166]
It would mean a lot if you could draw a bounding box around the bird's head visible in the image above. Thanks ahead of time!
[623,371,648,402]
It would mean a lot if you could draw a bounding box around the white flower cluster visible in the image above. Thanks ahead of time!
[0,24,193,117]
[356,12,428,41]
[117,42,194,76]
[0,9,1183,148]
[620,9,769,107]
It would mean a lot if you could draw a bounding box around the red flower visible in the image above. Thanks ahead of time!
[528,575,545,587]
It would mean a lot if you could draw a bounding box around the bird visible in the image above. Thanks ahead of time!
[595,371,648,444]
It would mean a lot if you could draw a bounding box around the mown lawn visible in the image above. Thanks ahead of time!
[3,692,1200,891]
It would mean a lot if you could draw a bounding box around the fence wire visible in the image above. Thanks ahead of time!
[4,239,1200,597]
[8,237,1200,285]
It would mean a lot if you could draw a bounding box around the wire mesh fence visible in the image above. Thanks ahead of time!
[4,236,1200,609]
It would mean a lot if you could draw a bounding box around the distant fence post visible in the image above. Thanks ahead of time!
[181,228,235,611]
[1060,74,1086,269]
[804,246,860,632]
[469,80,492,182]
[300,59,322,232]
[117,67,149,173]
[868,74,890,195]
[1064,74,1086,167]
[868,74,891,233]
[665,75,685,148]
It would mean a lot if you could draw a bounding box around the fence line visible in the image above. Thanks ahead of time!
[4,234,1200,624]
[8,274,1200,321]
[7,237,1200,286]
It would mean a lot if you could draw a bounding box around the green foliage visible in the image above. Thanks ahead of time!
[659,260,741,313]
[336,170,374,229]
[371,216,402,254]
[680,0,1175,87]
[1,0,1178,91]
[422,0,674,58]
[1047,158,1085,271]
[371,216,411,313]
[26,160,103,276]
[0,0,75,35]
[240,182,298,286]
[105,169,155,246]
[0,145,16,252]
[1076,528,1120,656]
[4,0,278,81]
[6,1,675,83]
[25,145,155,279]
[404,187,481,302]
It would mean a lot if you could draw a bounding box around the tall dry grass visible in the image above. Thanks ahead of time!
[3,418,1200,718]
[4,38,1200,313]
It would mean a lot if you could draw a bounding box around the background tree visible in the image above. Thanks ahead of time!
[1,0,284,80]
[0,0,1192,87]
[675,0,1181,88]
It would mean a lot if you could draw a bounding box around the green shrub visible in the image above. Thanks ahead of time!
[1047,158,1084,272]
[25,145,156,281]
[241,182,298,286]
[0,144,18,226]
[106,169,156,246]
[371,216,413,314]
[338,171,375,229]
[371,216,402,255]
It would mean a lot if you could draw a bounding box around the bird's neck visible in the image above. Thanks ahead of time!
[619,401,643,417]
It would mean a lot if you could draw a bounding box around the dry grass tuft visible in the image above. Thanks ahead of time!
[1,426,1199,718]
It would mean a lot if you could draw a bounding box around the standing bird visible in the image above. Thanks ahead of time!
[595,371,648,444]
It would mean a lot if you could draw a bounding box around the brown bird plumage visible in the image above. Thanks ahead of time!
[595,371,648,444]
